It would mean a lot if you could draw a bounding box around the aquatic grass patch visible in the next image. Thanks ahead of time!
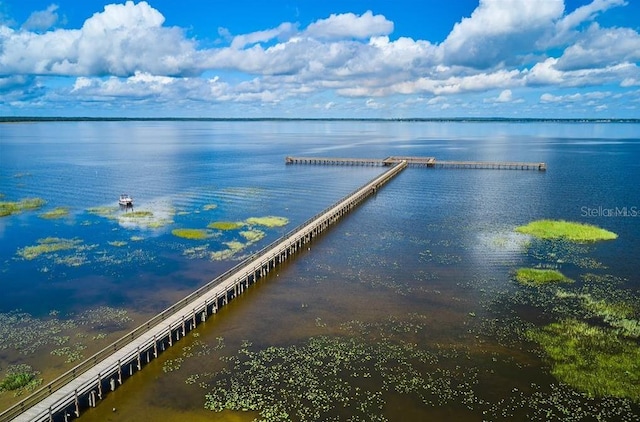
[39,207,70,219]
[172,228,212,240]
[108,241,127,247]
[208,221,245,230]
[203,204,218,211]
[0,197,47,217]
[515,220,617,242]
[514,268,572,286]
[17,237,83,260]
[528,319,640,401]
[556,290,640,338]
[245,216,289,228]
[86,206,118,218]
[0,364,42,396]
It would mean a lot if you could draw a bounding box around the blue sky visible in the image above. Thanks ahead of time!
[1,0,639,118]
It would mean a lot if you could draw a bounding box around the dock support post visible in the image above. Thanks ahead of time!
[98,374,103,399]
[137,347,142,371]
[117,360,122,385]
[153,335,158,358]
[74,389,80,417]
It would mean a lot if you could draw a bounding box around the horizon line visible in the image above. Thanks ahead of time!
[1,116,639,123]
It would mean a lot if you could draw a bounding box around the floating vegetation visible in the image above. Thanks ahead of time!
[556,290,640,338]
[74,306,132,328]
[172,228,211,240]
[86,206,117,218]
[528,319,640,401]
[240,229,265,244]
[162,357,184,373]
[108,241,127,247]
[0,197,47,217]
[210,242,245,261]
[0,364,42,396]
[0,307,131,355]
[87,200,175,230]
[163,338,211,373]
[514,268,572,286]
[17,237,83,260]
[120,211,153,218]
[50,343,87,363]
[39,207,70,219]
[203,204,218,211]
[245,216,289,228]
[203,332,485,421]
[207,221,244,230]
[183,245,210,259]
[130,236,144,241]
[515,220,617,242]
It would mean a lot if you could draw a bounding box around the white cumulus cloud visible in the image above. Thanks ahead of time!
[305,11,393,40]
[440,0,564,68]
[22,4,60,32]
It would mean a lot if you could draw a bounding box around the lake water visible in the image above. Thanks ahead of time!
[1,120,639,421]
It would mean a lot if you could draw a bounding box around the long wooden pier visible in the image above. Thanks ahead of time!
[2,161,407,422]
[286,156,546,171]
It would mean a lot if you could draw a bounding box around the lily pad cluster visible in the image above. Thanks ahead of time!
[203,334,480,421]
[0,307,131,355]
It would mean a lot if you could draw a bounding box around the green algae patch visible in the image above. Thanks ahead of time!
[208,221,244,230]
[172,228,211,240]
[210,241,246,261]
[0,198,47,217]
[240,229,265,244]
[515,220,617,242]
[39,207,70,219]
[17,238,82,260]
[515,268,572,286]
[245,216,289,228]
[119,211,153,219]
[108,241,128,247]
[117,208,174,230]
[86,206,118,219]
[203,204,218,211]
[528,319,640,401]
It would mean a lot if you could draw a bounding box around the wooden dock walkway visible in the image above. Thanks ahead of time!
[287,156,546,171]
[2,161,407,422]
